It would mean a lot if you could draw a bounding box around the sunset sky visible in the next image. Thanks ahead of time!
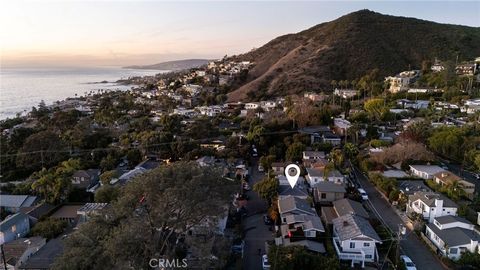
[1,1,479,67]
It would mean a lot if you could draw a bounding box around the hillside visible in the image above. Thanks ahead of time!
[228,10,480,101]
[124,59,211,71]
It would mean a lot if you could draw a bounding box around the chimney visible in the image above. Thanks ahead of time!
[435,199,443,209]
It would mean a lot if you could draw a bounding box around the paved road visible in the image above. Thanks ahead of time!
[242,159,273,270]
[351,166,448,270]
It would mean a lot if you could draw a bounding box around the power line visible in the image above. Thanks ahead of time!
[0,130,300,158]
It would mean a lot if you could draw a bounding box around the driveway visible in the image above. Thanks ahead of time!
[351,166,448,270]
[242,159,273,270]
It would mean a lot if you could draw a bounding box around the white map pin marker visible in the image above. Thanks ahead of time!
[285,164,301,188]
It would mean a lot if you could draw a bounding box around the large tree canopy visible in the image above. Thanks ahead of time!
[53,162,237,270]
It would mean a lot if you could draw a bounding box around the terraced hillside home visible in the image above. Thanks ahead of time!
[425,215,480,260]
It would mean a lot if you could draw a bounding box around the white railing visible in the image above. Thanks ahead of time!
[332,237,365,261]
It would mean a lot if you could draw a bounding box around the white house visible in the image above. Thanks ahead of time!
[407,192,458,223]
[302,151,326,161]
[425,215,480,260]
[409,165,445,180]
[244,102,260,110]
[306,168,345,186]
[332,214,382,267]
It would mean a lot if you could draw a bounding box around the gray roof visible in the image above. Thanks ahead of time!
[307,168,343,178]
[303,151,325,158]
[77,203,108,213]
[279,183,309,198]
[0,212,29,232]
[298,126,331,134]
[0,195,37,208]
[19,237,64,269]
[408,192,458,208]
[434,215,471,226]
[398,181,432,195]
[332,214,381,242]
[312,181,346,193]
[278,196,316,216]
[333,198,369,219]
[409,165,445,175]
[427,223,480,247]
[284,214,325,232]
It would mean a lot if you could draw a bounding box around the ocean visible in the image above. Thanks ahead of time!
[0,66,164,119]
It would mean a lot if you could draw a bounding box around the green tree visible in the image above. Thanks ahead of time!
[285,142,306,162]
[16,130,66,171]
[53,162,236,270]
[31,218,67,240]
[344,143,359,159]
[364,98,387,122]
[253,176,279,204]
[259,155,276,172]
[94,185,120,203]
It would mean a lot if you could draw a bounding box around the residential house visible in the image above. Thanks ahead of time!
[278,196,317,222]
[396,99,430,110]
[0,195,38,213]
[407,192,458,223]
[333,118,351,136]
[385,70,419,93]
[50,205,83,225]
[299,126,341,145]
[306,168,345,186]
[332,214,382,267]
[71,169,100,190]
[20,203,55,225]
[0,237,46,270]
[272,162,288,175]
[455,63,477,76]
[334,89,358,99]
[304,92,327,102]
[425,215,480,260]
[19,237,64,270]
[77,203,108,223]
[398,180,432,199]
[302,151,325,161]
[278,182,309,200]
[409,165,445,180]
[433,171,476,200]
[322,198,370,225]
[244,102,260,110]
[280,214,325,239]
[0,213,30,244]
[313,182,346,204]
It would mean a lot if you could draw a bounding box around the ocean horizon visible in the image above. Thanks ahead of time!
[0,66,164,120]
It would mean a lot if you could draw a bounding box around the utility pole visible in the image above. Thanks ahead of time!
[396,224,406,267]
[1,244,7,270]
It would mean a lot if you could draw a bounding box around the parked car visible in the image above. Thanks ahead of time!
[358,188,368,200]
[231,239,245,255]
[263,215,273,225]
[262,254,271,269]
[400,255,417,270]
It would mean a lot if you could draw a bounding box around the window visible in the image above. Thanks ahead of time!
[365,255,372,259]
[321,193,326,199]
[449,248,458,254]
[349,242,355,249]
[363,242,370,247]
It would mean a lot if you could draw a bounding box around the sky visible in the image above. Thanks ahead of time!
[1,1,479,67]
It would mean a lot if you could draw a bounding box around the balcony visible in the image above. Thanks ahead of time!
[332,237,366,267]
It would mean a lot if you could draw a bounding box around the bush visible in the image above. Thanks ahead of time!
[31,218,67,240]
